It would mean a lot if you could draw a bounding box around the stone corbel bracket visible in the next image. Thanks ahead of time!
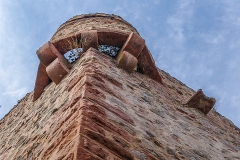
[116,32,144,73]
[33,42,72,101]
[33,30,163,101]
[185,89,216,115]
[116,32,163,84]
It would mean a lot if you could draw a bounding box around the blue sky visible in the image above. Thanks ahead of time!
[0,0,240,128]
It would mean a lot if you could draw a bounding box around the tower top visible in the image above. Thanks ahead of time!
[53,13,138,37]
[33,13,163,101]
[51,13,139,43]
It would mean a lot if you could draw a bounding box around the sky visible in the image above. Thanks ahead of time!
[0,0,240,128]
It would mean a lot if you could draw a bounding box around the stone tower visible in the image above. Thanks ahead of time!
[0,13,240,160]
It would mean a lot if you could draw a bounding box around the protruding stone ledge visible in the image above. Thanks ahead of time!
[117,50,138,73]
[119,32,145,58]
[33,15,165,101]
[116,32,144,73]
[81,30,98,52]
[185,89,216,115]
[36,42,58,67]
[46,57,70,84]
[138,46,163,84]
[33,42,71,101]
[33,62,51,101]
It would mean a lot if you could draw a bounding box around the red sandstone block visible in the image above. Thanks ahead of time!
[33,62,51,101]
[62,153,75,160]
[97,29,128,47]
[185,89,216,115]
[89,69,123,89]
[69,48,123,88]
[80,118,106,136]
[51,32,82,54]
[68,75,84,91]
[117,50,138,73]
[81,30,98,52]
[86,87,106,99]
[120,32,145,58]
[77,147,102,160]
[46,57,70,84]
[70,72,125,108]
[36,41,58,67]
[87,78,126,103]
[138,46,163,84]
[82,88,135,126]
[80,136,110,159]
[80,110,130,141]
[34,41,72,101]
[78,135,123,160]
[49,41,65,57]
[83,128,134,160]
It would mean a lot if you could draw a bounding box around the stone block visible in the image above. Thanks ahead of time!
[81,30,98,52]
[118,32,145,58]
[97,29,128,47]
[117,50,138,73]
[36,41,58,67]
[185,89,216,115]
[3,13,240,160]
[46,57,70,84]
[83,129,134,160]
[82,87,135,126]
[34,41,72,101]
[138,46,163,84]
[33,62,51,101]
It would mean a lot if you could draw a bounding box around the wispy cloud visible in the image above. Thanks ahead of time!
[3,87,27,100]
[200,33,225,45]
[166,0,194,44]
[222,0,240,27]
[0,1,37,119]
[151,1,195,82]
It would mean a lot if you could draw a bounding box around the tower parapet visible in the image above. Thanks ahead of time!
[33,13,163,101]
[51,13,139,42]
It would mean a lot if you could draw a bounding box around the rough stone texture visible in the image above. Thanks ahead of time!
[185,89,216,115]
[1,48,240,160]
[51,13,139,43]
[33,62,51,101]
[34,41,71,101]
[138,46,163,84]
[1,13,240,160]
[117,50,138,73]
[33,13,162,101]
[81,30,98,52]
[46,57,70,84]
[118,32,145,58]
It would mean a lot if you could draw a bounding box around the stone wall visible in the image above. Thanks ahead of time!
[51,13,139,43]
[0,48,240,159]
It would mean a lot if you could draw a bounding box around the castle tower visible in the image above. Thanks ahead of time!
[0,13,239,160]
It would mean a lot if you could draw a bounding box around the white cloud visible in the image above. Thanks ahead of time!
[3,87,27,99]
[222,0,240,27]
[154,0,160,4]
[200,33,225,45]
[166,0,194,44]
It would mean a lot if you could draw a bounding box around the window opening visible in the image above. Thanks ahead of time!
[98,45,120,57]
[64,48,82,63]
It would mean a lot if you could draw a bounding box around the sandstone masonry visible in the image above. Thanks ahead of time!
[0,13,240,160]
